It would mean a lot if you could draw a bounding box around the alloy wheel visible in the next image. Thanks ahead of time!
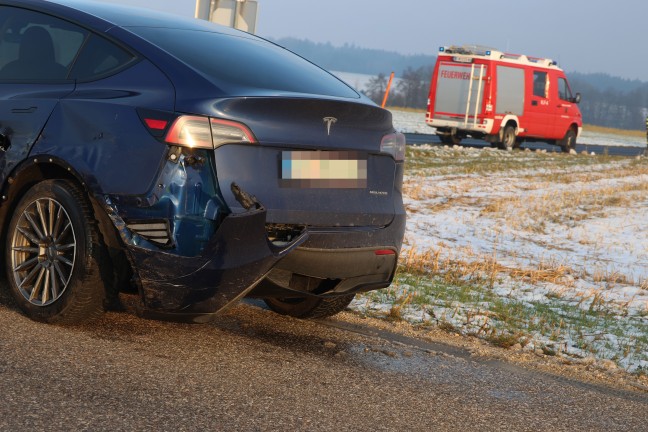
[10,198,76,306]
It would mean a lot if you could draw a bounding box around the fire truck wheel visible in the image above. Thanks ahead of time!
[560,129,577,153]
[440,134,461,145]
[500,125,517,151]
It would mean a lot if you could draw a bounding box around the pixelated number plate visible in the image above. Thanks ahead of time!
[281,151,367,188]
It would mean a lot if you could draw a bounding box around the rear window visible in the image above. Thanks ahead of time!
[128,27,359,98]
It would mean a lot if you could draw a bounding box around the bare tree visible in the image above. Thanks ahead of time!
[396,66,431,109]
[364,73,388,104]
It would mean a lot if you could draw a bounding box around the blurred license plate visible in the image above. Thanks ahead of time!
[280,151,367,188]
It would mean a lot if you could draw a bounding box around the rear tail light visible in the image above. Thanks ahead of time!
[165,116,213,149]
[139,109,257,149]
[164,115,257,149]
[210,118,255,147]
[380,131,406,161]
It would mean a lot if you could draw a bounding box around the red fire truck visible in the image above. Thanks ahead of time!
[426,45,582,152]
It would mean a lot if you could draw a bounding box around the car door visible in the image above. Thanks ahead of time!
[0,6,87,183]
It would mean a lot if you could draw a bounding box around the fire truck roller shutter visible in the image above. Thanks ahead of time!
[496,66,524,115]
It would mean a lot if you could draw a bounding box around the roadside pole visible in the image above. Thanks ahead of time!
[381,72,395,108]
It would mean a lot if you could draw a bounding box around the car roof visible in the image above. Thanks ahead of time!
[1,0,361,102]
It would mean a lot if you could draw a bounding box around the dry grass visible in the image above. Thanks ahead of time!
[480,180,648,232]
[521,162,648,184]
[402,180,430,201]
[583,124,645,137]
[401,245,574,287]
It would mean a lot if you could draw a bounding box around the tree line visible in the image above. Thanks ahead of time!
[568,76,648,131]
[272,37,648,131]
[363,66,432,109]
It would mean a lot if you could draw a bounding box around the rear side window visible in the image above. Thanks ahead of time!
[129,27,359,98]
[70,33,134,81]
[0,6,86,80]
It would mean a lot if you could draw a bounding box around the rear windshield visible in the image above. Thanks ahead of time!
[128,27,359,99]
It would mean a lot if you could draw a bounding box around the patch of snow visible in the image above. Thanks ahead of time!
[352,144,648,373]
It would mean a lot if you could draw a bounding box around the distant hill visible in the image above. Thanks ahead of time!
[272,37,648,88]
[567,72,646,93]
[269,37,436,77]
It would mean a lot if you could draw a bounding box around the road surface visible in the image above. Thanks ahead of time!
[404,133,646,156]
[0,293,646,431]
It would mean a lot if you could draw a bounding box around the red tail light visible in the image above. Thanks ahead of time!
[380,132,406,161]
[164,116,257,149]
[375,249,396,256]
[144,118,168,130]
[165,116,213,149]
[137,108,176,138]
[138,109,257,149]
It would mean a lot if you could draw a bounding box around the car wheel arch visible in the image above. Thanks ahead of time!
[0,157,89,208]
[0,157,130,286]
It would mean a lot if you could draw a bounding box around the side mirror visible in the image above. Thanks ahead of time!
[573,93,581,104]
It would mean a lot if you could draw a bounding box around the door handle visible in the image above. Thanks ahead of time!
[11,106,37,114]
[531,100,538,106]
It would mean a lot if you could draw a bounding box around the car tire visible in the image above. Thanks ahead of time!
[499,125,517,151]
[560,129,577,153]
[6,180,106,323]
[264,294,355,319]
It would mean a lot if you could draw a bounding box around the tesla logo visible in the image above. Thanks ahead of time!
[323,117,337,135]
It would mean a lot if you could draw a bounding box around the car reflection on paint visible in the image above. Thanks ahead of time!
[0,0,405,324]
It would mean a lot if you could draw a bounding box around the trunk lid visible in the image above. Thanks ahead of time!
[208,97,399,227]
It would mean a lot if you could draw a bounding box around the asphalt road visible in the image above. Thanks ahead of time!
[0,294,646,431]
[404,133,647,156]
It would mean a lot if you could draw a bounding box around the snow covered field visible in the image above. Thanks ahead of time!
[351,141,648,374]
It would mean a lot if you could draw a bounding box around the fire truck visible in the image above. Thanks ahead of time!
[426,45,582,152]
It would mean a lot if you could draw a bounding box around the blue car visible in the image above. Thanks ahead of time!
[0,0,406,323]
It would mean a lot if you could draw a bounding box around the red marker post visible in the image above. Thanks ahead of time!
[381,72,395,108]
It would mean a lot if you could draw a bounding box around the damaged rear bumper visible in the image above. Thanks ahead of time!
[125,206,307,323]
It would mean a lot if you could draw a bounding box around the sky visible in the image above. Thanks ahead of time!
[97,0,647,82]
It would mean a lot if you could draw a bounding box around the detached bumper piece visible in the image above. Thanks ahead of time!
[130,206,307,323]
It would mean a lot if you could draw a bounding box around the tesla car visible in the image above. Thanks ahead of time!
[0,0,406,324]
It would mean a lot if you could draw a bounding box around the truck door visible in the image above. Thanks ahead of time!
[554,74,580,140]
[524,69,555,139]
[0,6,86,183]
